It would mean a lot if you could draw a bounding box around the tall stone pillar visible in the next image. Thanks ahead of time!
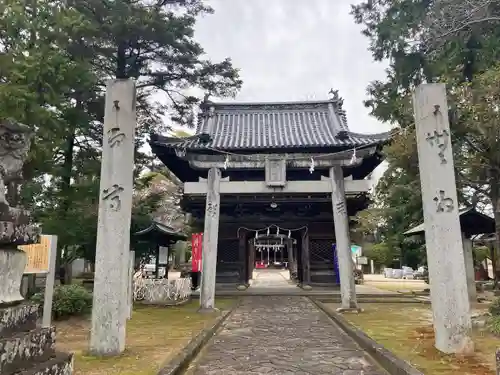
[413,83,472,354]
[330,165,358,310]
[90,79,136,356]
[199,167,221,312]
[462,233,476,303]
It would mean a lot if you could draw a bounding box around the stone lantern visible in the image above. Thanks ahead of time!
[0,120,73,375]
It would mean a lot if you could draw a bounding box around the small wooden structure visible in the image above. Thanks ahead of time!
[403,208,495,238]
[134,221,187,279]
[404,207,495,301]
[133,221,189,305]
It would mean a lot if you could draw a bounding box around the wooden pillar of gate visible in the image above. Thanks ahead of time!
[248,239,255,282]
[301,229,311,287]
[238,229,247,285]
[287,238,296,281]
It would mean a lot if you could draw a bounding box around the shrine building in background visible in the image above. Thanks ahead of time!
[150,92,390,287]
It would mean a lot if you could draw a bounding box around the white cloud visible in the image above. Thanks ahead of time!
[193,0,391,135]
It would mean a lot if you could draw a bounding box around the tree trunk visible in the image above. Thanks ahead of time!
[116,41,127,78]
[56,133,75,274]
[63,262,72,285]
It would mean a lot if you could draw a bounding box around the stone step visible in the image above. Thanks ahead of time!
[0,326,56,374]
[7,352,73,375]
[0,303,39,336]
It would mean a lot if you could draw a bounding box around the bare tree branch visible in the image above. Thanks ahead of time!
[424,0,500,49]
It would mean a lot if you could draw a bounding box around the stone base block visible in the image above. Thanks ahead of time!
[336,307,364,313]
[198,307,220,314]
[0,326,56,374]
[0,303,38,336]
[14,352,73,375]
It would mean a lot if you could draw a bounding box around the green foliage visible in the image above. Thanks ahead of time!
[487,316,500,336]
[363,242,395,267]
[489,297,500,317]
[351,0,500,271]
[474,246,490,264]
[32,284,93,320]
[0,0,240,271]
[487,296,500,334]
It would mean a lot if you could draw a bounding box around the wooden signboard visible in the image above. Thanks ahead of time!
[18,235,52,274]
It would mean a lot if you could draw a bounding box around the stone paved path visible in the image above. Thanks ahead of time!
[250,269,293,289]
[187,296,386,375]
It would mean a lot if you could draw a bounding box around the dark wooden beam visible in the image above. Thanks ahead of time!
[301,229,311,285]
[238,229,247,284]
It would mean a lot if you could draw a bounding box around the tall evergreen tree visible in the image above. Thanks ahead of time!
[0,0,242,274]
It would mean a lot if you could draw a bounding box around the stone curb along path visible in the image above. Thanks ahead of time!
[183,296,389,375]
[311,299,424,375]
[157,303,236,375]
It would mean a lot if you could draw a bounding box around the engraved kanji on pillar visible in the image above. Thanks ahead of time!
[102,184,124,211]
[433,190,454,213]
[108,127,126,148]
[426,129,450,164]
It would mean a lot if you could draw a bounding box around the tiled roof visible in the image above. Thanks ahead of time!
[134,221,187,240]
[151,100,390,151]
[403,208,495,237]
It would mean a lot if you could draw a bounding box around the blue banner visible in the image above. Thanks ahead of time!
[332,244,340,284]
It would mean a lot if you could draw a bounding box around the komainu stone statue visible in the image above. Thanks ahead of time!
[0,120,73,375]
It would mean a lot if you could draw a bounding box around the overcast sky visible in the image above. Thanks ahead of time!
[194,0,391,135]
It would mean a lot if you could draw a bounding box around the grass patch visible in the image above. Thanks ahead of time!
[56,298,237,375]
[323,303,496,375]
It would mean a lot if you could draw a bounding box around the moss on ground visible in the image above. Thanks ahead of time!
[323,303,496,375]
[56,298,237,375]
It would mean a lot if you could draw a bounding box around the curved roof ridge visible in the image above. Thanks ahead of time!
[346,130,393,140]
[205,99,334,106]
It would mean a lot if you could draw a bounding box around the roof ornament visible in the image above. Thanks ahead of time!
[174,148,186,157]
[223,154,229,170]
[309,157,315,174]
[328,88,348,127]
[199,92,214,117]
[349,148,357,166]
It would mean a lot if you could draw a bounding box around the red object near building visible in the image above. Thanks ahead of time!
[191,233,203,272]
